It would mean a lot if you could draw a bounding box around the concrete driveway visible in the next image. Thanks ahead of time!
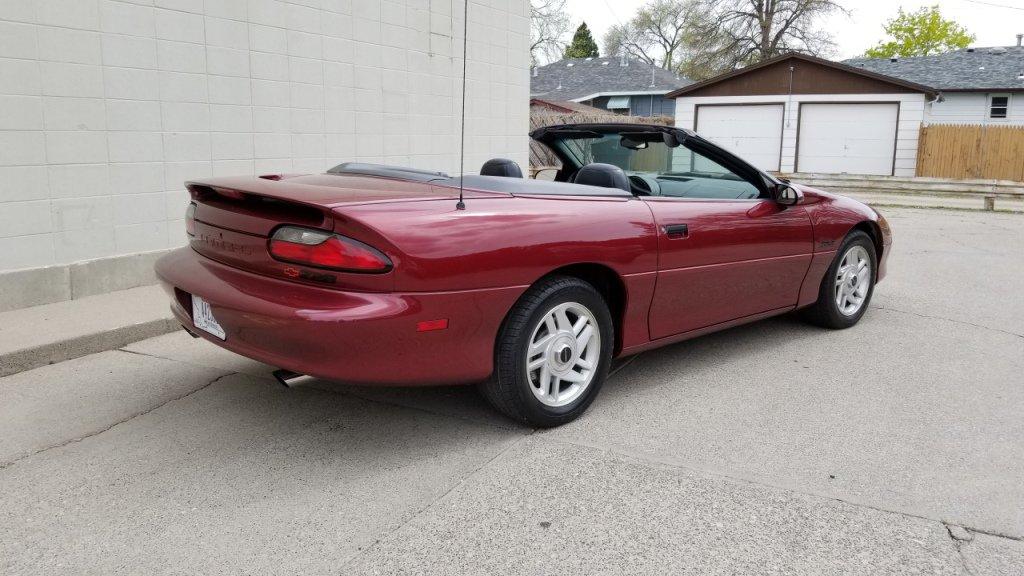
[2,208,1022,575]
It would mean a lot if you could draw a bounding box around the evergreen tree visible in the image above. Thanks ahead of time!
[563,22,599,59]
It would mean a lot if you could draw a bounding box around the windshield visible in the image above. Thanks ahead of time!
[550,131,763,200]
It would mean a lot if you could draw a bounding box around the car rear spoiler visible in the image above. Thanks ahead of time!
[326,162,451,183]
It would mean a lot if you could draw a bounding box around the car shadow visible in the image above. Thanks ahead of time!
[299,312,828,429]
[588,312,832,404]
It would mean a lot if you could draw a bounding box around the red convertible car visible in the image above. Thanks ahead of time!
[156,123,891,426]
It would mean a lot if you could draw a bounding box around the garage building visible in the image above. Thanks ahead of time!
[667,53,935,176]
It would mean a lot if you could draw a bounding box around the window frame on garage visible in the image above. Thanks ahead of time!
[793,100,902,177]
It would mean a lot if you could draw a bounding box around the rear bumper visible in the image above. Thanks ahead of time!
[155,248,524,386]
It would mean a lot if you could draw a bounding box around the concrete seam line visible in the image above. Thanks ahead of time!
[337,432,536,571]
[114,347,275,383]
[874,306,1024,339]
[0,318,180,377]
[547,436,1024,543]
[0,371,236,471]
[609,352,644,378]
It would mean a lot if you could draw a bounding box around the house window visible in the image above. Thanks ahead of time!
[988,94,1010,119]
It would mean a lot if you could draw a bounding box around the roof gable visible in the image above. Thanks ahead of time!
[667,53,934,98]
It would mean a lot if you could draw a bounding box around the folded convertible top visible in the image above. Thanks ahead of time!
[327,162,632,198]
[440,175,632,198]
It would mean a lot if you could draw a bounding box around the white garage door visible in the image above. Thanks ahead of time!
[797,103,898,175]
[695,104,784,171]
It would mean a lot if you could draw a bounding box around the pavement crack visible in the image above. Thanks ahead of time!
[944,523,977,576]
[874,305,1024,339]
[961,526,1024,542]
[115,347,171,360]
[0,371,235,471]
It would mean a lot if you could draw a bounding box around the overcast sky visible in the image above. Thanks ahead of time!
[563,0,1024,60]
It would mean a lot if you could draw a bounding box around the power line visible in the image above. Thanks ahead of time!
[600,0,624,25]
[960,0,1024,11]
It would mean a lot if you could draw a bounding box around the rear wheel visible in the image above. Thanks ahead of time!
[479,276,613,427]
[802,230,877,329]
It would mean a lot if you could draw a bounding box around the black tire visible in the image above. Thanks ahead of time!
[801,230,877,329]
[479,276,614,427]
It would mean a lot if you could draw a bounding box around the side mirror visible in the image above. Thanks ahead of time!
[776,183,803,206]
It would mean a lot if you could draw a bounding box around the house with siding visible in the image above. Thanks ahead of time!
[846,43,1024,125]
[530,56,690,117]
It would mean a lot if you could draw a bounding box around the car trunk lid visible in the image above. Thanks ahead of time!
[185,173,508,291]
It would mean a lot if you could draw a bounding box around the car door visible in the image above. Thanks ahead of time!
[643,141,813,340]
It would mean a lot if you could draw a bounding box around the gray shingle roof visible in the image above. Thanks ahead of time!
[530,57,691,101]
[845,46,1024,91]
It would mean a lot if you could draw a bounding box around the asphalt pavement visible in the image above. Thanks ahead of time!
[2,208,1022,575]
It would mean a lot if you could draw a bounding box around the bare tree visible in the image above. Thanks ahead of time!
[531,0,571,65]
[603,23,657,66]
[687,0,845,77]
[603,0,697,70]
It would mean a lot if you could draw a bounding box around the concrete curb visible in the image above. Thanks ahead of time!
[0,250,173,313]
[0,318,181,378]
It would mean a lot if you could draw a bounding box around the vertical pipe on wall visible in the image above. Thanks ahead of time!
[785,65,795,127]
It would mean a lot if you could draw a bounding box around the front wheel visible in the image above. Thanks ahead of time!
[802,230,877,329]
[479,276,613,427]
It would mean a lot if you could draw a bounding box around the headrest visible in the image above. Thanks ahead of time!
[480,158,523,178]
[573,163,630,192]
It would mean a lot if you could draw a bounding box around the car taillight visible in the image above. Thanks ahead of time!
[185,202,197,236]
[268,226,392,273]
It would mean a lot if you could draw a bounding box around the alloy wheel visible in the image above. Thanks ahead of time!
[524,301,601,407]
[834,245,871,316]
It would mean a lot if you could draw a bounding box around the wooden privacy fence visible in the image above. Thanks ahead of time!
[917,124,1024,182]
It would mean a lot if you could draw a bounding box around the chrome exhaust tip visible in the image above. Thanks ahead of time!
[272,369,316,388]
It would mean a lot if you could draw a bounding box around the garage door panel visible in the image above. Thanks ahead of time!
[797,103,898,175]
[801,137,895,157]
[802,119,894,139]
[696,104,783,171]
[799,138,848,156]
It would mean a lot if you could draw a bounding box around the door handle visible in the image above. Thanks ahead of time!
[663,224,688,238]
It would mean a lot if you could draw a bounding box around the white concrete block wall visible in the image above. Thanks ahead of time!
[924,91,1024,125]
[675,93,927,177]
[0,0,531,272]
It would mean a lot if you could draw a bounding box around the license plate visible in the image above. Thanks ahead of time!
[191,295,226,340]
